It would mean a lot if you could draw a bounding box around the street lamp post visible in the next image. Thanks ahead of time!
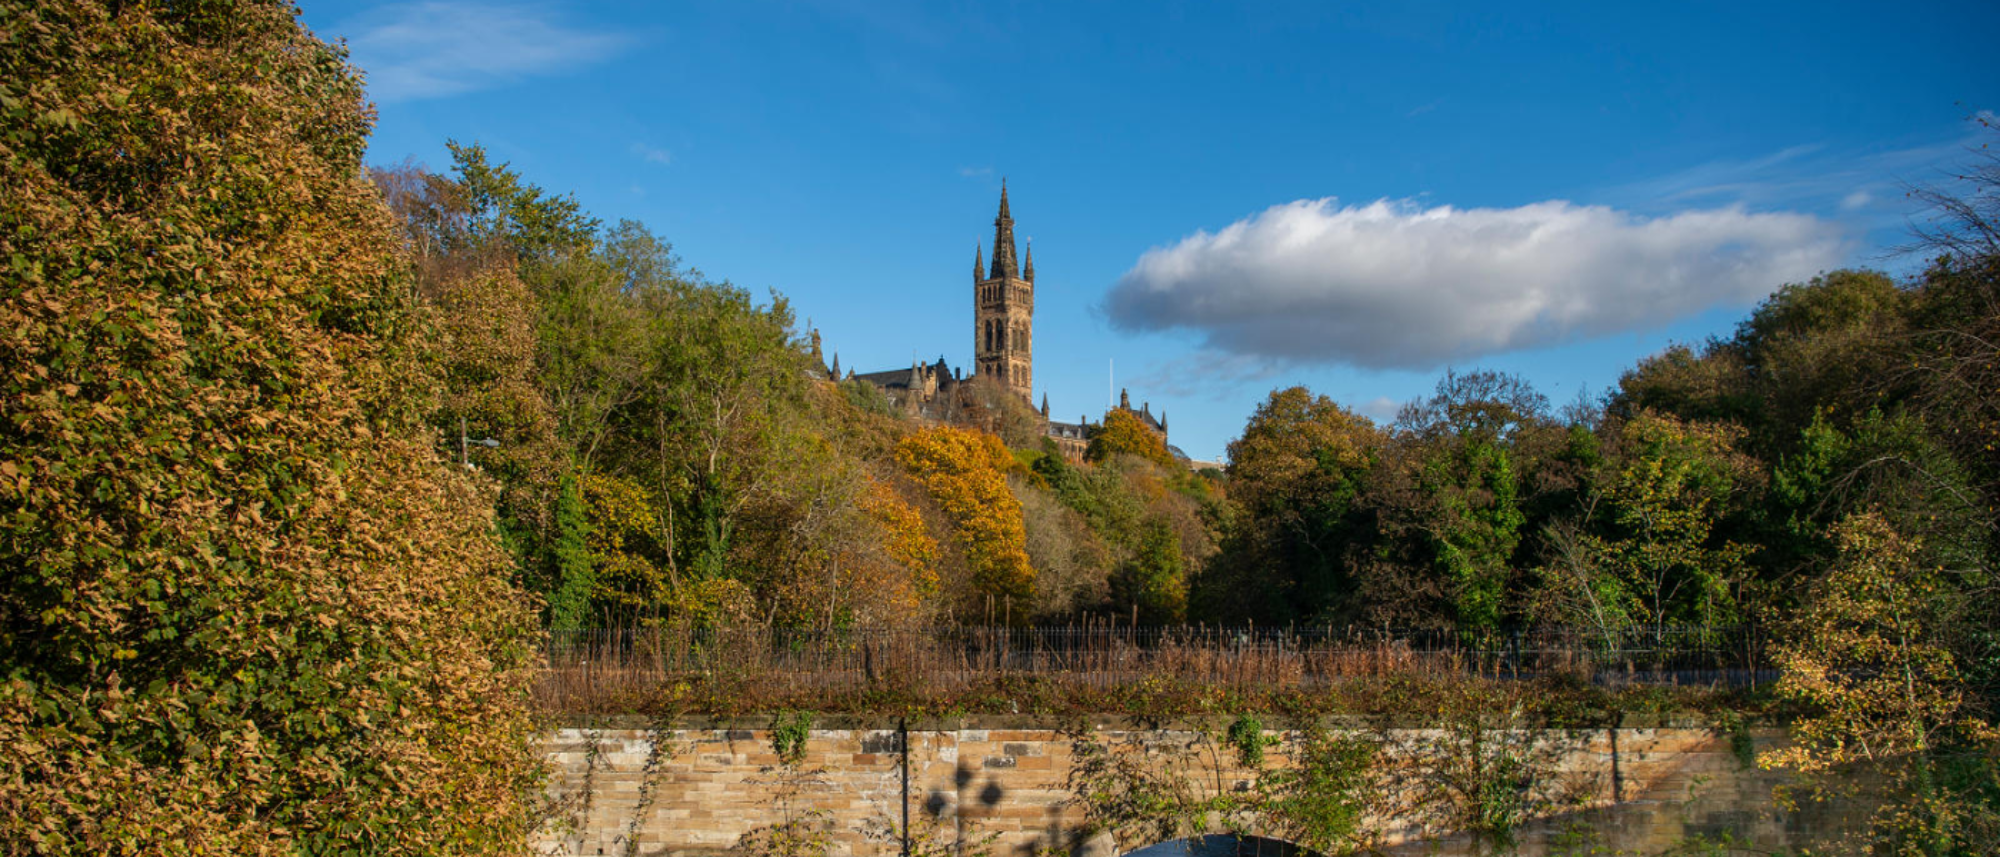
[460,416,500,469]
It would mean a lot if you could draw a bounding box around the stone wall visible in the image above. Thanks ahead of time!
[536,717,1848,857]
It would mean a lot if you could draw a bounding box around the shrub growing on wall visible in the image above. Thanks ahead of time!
[0,1,541,852]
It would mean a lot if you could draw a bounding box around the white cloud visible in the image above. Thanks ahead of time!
[1840,190,1872,211]
[959,166,994,178]
[338,2,633,103]
[1105,198,1847,370]
[631,143,672,165]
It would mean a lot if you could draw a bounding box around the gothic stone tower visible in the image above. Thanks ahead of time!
[974,181,1035,400]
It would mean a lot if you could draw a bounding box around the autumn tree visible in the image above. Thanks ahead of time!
[943,374,1045,449]
[1086,408,1174,467]
[1014,477,1113,616]
[0,1,540,851]
[1763,513,1998,855]
[896,427,1036,613]
[372,151,602,612]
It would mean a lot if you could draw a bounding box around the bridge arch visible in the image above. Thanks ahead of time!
[1122,834,1318,857]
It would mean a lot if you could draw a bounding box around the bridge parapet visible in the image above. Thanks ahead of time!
[537,717,1851,857]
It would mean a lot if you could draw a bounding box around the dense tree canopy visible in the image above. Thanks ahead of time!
[0,1,539,851]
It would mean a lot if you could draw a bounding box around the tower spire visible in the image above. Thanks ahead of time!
[990,179,1018,279]
[1023,238,1034,282]
[974,243,983,284]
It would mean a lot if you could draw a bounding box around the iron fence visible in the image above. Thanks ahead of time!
[536,622,1772,711]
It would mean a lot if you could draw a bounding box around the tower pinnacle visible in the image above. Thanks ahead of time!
[990,180,1018,280]
[1024,238,1034,282]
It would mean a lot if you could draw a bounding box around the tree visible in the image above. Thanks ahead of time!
[536,222,667,473]
[1417,433,1524,631]
[1086,409,1174,467]
[443,140,599,267]
[1200,387,1378,623]
[1613,270,1909,460]
[1904,114,2000,262]
[1379,371,1549,629]
[616,274,813,613]
[432,261,565,561]
[1110,517,1187,623]
[1014,478,1113,617]
[1763,513,1998,856]
[895,427,1036,612]
[1573,412,1760,628]
[0,1,540,851]
[944,375,1045,449]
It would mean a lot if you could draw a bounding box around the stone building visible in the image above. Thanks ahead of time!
[827,184,1173,463]
[975,182,1034,399]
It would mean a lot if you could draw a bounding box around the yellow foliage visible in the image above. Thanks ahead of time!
[1087,409,1174,467]
[895,427,1036,606]
[1760,513,1998,849]
[860,479,941,604]
[666,578,759,626]
[1764,513,1977,774]
[579,472,671,610]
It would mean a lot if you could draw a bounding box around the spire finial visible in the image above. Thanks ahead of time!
[1040,392,1050,418]
[991,181,1018,279]
[974,243,984,283]
[1024,238,1035,282]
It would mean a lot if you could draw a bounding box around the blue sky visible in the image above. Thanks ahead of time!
[300,0,1998,462]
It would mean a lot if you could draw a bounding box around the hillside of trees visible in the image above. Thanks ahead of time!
[359,145,1234,631]
[4,0,1997,852]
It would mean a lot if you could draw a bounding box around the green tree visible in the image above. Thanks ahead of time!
[1613,269,1909,460]
[624,277,813,604]
[1201,387,1378,623]
[1385,371,1548,629]
[0,1,540,851]
[1111,517,1187,623]
[444,140,599,266]
[1575,412,1760,627]
[1419,435,1523,631]
[546,473,596,631]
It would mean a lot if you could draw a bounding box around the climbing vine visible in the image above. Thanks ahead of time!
[1067,696,1595,854]
[736,710,831,857]
[772,710,814,766]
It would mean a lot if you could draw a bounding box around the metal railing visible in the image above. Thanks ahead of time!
[536,623,1771,712]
